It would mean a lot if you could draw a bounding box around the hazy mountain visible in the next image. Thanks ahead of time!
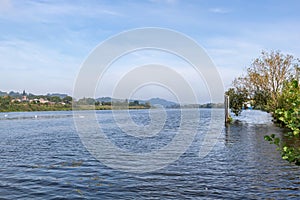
[46,93,68,99]
[96,97,178,107]
[96,97,123,103]
[148,98,178,108]
[0,91,8,96]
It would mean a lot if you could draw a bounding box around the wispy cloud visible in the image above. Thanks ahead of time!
[0,1,123,23]
[0,38,80,94]
[209,7,231,14]
[149,0,178,4]
[1,0,300,99]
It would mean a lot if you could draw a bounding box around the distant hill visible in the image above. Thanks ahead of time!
[96,97,178,108]
[148,98,178,108]
[96,97,123,103]
[0,91,8,96]
[7,91,22,98]
[46,93,68,99]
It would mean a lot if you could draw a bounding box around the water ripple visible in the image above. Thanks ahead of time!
[0,109,299,199]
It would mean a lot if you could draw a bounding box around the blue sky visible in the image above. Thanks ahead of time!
[1,0,300,102]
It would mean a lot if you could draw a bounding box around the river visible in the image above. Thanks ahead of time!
[0,109,299,199]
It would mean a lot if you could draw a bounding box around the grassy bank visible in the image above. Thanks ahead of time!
[0,102,151,112]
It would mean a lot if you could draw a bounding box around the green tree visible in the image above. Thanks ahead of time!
[63,96,73,104]
[225,88,248,116]
[77,97,96,105]
[129,100,139,106]
[252,89,270,110]
[265,79,300,165]
[102,101,111,106]
[233,50,298,111]
[275,80,300,136]
[0,96,12,111]
[49,96,61,103]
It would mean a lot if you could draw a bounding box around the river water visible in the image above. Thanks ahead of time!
[0,109,299,199]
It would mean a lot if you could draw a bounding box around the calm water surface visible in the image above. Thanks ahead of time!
[0,109,299,199]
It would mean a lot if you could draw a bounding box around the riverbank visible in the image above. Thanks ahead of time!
[0,103,150,112]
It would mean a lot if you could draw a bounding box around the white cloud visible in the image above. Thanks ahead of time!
[0,1,122,23]
[1,0,299,99]
[203,37,264,89]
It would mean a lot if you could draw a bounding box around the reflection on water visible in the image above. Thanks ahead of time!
[0,109,299,199]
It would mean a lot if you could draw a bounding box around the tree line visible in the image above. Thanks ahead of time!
[0,94,151,112]
[0,94,73,112]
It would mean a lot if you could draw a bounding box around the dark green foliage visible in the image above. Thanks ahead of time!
[101,101,111,106]
[265,79,300,165]
[129,100,139,106]
[63,96,73,104]
[225,88,248,116]
[275,80,300,136]
[253,89,270,110]
[49,96,61,103]
[77,97,96,105]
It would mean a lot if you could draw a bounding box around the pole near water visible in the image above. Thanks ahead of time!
[296,67,299,83]
[224,95,230,124]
